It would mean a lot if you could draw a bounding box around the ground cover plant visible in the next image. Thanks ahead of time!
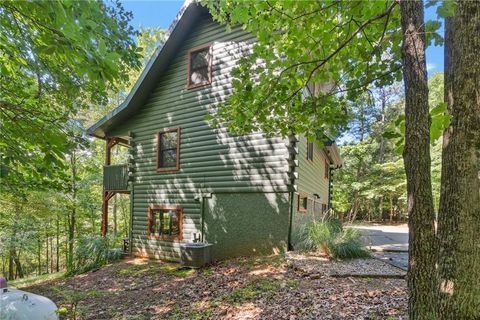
[293,219,371,259]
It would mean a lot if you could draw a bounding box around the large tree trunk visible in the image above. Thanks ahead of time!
[389,194,394,222]
[437,2,480,318]
[45,230,49,274]
[12,249,23,279]
[399,1,437,319]
[67,151,77,272]
[8,251,14,280]
[56,214,60,272]
[37,238,41,276]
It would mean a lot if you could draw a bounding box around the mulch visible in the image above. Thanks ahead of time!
[25,254,407,320]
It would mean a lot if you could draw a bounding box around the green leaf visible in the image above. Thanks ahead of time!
[430,102,448,116]
[437,0,457,18]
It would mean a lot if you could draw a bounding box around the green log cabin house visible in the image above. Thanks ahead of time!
[87,1,342,261]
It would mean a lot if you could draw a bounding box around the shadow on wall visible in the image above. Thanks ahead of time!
[132,36,292,261]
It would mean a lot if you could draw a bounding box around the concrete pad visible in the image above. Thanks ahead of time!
[349,224,409,271]
[350,224,409,252]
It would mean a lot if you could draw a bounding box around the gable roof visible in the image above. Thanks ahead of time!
[87,1,208,138]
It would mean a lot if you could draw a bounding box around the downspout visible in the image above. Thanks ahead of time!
[196,188,212,243]
[128,131,135,254]
[287,134,298,251]
[328,166,333,210]
[129,185,134,254]
[328,165,341,210]
[200,195,205,242]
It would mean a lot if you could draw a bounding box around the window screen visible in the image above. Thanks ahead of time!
[148,207,182,239]
[157,128,179,171]
[188,45,212,88]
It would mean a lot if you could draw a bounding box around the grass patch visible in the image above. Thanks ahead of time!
[160,265,196,277]
[119,263,153,277]
[293,219,371,259]
[202,267,214,277]
[118,262,195,278]
[53,286,104,319]
[236,254,285,270]
[167,304,212,320]
[222,278,292,304]
[185,308,214,320]
[8,272,64,288]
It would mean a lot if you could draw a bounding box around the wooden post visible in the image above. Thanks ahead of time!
[103,138,113,237]
[101,191,108,237]
[106,137,113,166]
[102,137,130,236]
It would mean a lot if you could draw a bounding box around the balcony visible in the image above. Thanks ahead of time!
[103,164,129,191]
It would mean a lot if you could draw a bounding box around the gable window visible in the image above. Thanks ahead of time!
[148,205,183,240]
[307,142,314,161]
[187,44,212,89]
[298,195,308,212]
[324,160,330,179]
[157,128,180,172]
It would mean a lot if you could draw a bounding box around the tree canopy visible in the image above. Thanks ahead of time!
[205,0,402,138]
[0,1,141,192]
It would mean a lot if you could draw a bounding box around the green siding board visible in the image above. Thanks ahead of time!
[290,135,332,247]
[297,135,330,200]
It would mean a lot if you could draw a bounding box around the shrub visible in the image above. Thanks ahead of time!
[67,235,122,275]
[293,219,370,259]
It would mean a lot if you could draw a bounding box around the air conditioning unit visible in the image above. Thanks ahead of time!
[180,243,213,268]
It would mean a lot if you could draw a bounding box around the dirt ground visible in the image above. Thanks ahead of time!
[25,255,407,320]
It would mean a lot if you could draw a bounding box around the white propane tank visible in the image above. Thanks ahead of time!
[0,277,58,320]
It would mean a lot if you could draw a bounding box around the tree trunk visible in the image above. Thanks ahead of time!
[67,151,77,272]
[379,88,387,164]
[45,229,49,274]
[56,214,60,272]
[50,234,54,273]
[8,251,14,280]
[37,238,41,275]
[12,250,23,279]
[121,197,129,237]
[437,2,480,318]
[399,1,437,319]
[91,208,96,234]
[379,196,384,221]
[389,194,394,222]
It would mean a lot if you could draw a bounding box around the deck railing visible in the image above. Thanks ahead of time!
[103,164,129,191]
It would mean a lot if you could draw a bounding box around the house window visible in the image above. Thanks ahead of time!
[324,160,330,179]
[156,128,180,171]
[298,195,308,212]
[148,206,183,240]
[187,44,212,89]
[307,142,314,161]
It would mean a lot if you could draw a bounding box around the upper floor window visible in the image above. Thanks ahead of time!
[307,142,314,161]
[187,44,212,89]
[157,128,180,172]
[148,205,182,240]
